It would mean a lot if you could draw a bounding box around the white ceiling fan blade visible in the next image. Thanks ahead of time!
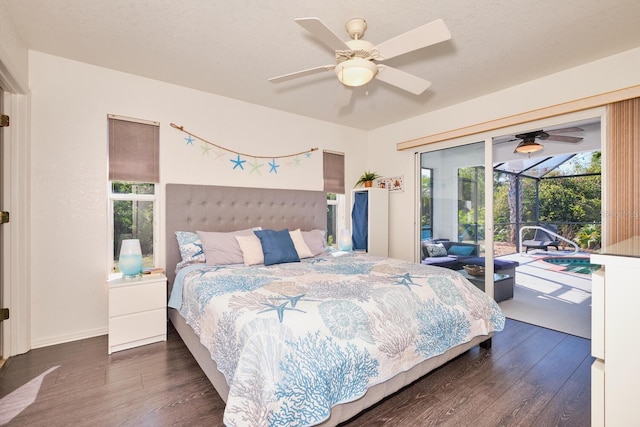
[335,84,353,108]
[374,19,451,60]
[295,17,350,51]
[268,65,335,83]
[375,65,431,95]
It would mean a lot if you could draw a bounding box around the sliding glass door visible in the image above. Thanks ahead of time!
[420,141,486,256]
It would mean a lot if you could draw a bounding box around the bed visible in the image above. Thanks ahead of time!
[165,184,505,426]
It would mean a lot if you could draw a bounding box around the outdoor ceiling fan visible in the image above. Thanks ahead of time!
[268,17,451,107]
[509,127,584,154]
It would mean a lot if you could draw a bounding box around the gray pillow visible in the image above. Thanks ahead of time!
[425,243,448,257]
[197,228,260,265]
[301,229,326,256]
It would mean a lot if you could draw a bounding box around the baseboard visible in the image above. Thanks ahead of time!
[30,326,108,349]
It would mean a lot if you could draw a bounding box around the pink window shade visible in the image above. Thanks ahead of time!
[109,116,160,183]
[323,151,345,194]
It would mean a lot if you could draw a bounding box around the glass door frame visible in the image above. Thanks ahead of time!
[415,109,606,301]
[416,136,496,298]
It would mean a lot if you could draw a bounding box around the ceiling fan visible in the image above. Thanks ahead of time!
[268,17,451,107]
[507,127,584,154]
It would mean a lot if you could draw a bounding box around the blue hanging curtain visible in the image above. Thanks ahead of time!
[351,191,368,251]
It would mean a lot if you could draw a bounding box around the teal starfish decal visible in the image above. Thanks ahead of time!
[230,154,246,170]
[185,135,195,145]
[268,158,280,174]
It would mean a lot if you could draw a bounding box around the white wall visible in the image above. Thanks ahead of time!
[15,43,640,348]
[28,52,367,347]
[369,47,640,262]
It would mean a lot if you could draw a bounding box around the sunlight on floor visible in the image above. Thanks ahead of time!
[537,287,591,304]
[0,365,59,424]
[498,251,593,339]
[518,280,562,295]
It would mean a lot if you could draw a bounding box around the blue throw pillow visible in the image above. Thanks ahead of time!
[254,229,300,266]
[447,245,475,256]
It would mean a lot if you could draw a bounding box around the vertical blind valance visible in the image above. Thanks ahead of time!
[109,115,160,183]
[323,151,345,194]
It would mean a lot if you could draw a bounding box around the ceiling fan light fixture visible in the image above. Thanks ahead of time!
[335,58,377,87]
[515,138,544,154]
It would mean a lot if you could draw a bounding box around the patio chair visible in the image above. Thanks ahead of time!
[522,224,562,252]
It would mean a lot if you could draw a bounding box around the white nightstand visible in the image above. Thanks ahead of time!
[108,273,167,354]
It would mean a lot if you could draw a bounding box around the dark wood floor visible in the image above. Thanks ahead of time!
[0,319,592,426]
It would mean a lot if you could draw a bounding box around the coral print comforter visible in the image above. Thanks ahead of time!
[168,252,505,427]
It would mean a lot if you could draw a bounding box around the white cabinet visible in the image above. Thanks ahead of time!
[108,274,167,354]
[590,252,640,426]
[351,187,389,257]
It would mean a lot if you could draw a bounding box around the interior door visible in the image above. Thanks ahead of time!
[0,87,4,360]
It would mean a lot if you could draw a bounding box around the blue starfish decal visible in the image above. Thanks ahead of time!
[305,152,312,158]
[268,158,280,174]
[185,135,195,145]
[230,154,246,170]
[259,301,305,322]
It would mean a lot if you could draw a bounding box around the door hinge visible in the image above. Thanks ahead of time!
[0,308,8,322]
[0,114,9,127]
[0,211,8,224]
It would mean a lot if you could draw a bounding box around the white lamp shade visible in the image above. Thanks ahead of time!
[119,239,142,277]
[335,58,378,87]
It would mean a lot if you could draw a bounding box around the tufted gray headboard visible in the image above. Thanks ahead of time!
[165,184,327,286]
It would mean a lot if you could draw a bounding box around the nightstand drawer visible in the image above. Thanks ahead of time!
[109,280,166,316]
[109,308,166,348]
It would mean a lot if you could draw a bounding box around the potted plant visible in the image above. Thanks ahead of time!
[355,170,381,187]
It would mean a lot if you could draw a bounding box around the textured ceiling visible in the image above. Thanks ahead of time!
[4,0,640,130]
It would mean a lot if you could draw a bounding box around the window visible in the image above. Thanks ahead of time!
[108,115,160,273]
[110,183,157,272]
[458,166,485,242]
[420,167,433,240]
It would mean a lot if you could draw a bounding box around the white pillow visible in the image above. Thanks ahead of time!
[235,234,265,266]
[289,229,314,259]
